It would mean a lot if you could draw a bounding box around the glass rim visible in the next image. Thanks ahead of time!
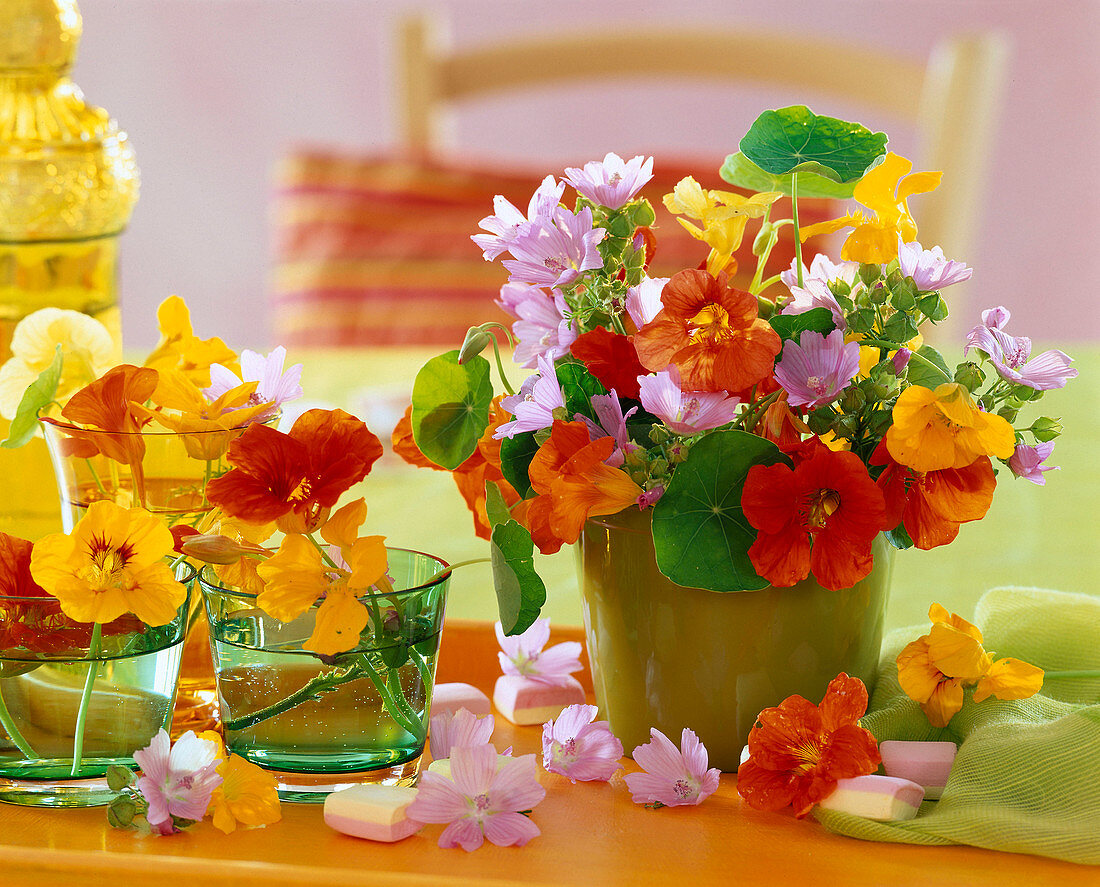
[0,560,197,603]
[40,416,260,437]
[196,546,450,602]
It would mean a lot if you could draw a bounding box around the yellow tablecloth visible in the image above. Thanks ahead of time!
[292,344,1100,630]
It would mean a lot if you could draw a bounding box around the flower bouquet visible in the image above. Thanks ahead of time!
[399,106,1077,761]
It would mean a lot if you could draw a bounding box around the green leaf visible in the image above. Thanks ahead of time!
[739,106,888,183]
[884,522,914,550]
[411,351,494,470]
[1,345,63,449]
[720,151,860,199]
[484,481,511,527]
[651,430,790,591]
[499,431,539,498]
[882,311,919,344]
[768,307,836,343]
[555,361,607,421]
[905,345,952,389]
[490,521,547,635]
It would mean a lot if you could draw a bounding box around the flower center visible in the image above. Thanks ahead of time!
[805,488,841,528]
[805,375,831,396]
[288,477,313,502]
[792,740,822,773]
[608,172,623,186]
[672,778,696,799]
[687,304,733,344]
[544,257,568,273]
[474,793,491,812]
[86,535,132,587]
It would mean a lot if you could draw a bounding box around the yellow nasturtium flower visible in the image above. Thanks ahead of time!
[799,153,941,263]
[144,295,239,386]
[897,604,1044,728]
[28,500,187,626]
[886,382,1016,473]
[198,731,281,833]
[663,177,781,275]
[255,497,388,656]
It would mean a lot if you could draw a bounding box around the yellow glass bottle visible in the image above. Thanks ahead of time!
[0,0,138,539]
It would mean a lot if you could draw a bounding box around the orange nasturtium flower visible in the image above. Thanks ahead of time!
[28,500,187,626]
[519,421,642,555]
[886,382,1016,474]
[872,440,996,550]
[45,364,159,469]
[207,408,383,534]
[634,269,782,394]
[255,498,388,656]
[896,604,1045,728]
[737,673,881,818]
[144,295,239,386]
[798,152,941,263]
[198,731,281,833]
[663,176,781,275]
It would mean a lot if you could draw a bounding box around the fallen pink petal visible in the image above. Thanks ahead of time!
[542,704,624,782]
[495,617,583,685]
[133,729,223,834]
[624,727,721,807]
[429,708,496,760]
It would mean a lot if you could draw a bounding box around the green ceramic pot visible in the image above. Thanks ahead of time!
[575,507,893,771]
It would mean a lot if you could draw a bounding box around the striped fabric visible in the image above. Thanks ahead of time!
[271,152,838,348]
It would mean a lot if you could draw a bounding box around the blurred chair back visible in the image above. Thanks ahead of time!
[271,16,1008,347]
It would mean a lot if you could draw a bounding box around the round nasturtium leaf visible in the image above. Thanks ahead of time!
[411,351,494,470]
[651,430,791,592]
[739,106,888,184]
[720,152,861,199]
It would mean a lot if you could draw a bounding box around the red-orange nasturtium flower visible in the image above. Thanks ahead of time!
[886,382,1015,473]
[569,327,649,400]
[520,421,642,555]
[871,440,996,550]
[896,604,1044,728]
[737,673,881,818]
[206,408,382,534]
[742,445,890,590]
[634,269,781,394]
[44,364,159,469]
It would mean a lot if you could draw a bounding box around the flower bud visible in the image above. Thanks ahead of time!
[181,534,267,565]
[457,326,493,364]
[1030,417,1063,442]
[953,361,985,392]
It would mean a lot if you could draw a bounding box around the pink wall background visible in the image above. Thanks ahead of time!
[71,0,1099,350]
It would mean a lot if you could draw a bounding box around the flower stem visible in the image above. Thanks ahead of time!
[70,622,103,777]
[0,682,37,760]
[488,332,516,397]
[791,173,804,289]
[860,338,951,384]
[306,532,343,572]
[222,662,364,731]
[425,557,490,583]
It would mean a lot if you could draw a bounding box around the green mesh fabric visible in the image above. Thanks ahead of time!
[813,587,1100,865]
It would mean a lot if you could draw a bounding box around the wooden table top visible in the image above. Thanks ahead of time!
[0,620,1094,887]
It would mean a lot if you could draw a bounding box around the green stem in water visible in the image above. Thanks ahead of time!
[70,622,103,777]
[222,662,364,732]
[791,172,804,290]
[0,682,37,760]
[85,459,108,495]
[355,656,422,736]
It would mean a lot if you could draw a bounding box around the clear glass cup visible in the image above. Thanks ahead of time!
[199,548,450,802]
[0,564,193,807]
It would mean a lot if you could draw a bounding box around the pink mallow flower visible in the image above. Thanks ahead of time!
[542,704,623,783]
[511,288,577,369]
[625,275,669,330]
[563,153,654,211]
[624,727,721,807]
[780,278,847,331]
[780,253,860,292]
[964,306,1078,391]
[896,236,973,290]
[133,729,223,835]
[578,390,638,468]
[472,175,565,261]
[502,207,606,289]
[429,708,496,760]
[774,330,861,409]
[204,346,304,423]
[1008,441,1059,485]
[495,617,582,686]
[407,745,546,851]
[494,353,565,439]
[637,368,740,435]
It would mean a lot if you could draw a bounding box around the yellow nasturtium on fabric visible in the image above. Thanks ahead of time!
[886,382,1016,473]
[896,604,1045,728]
[255,497,388,656]
[798,152,941,263]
